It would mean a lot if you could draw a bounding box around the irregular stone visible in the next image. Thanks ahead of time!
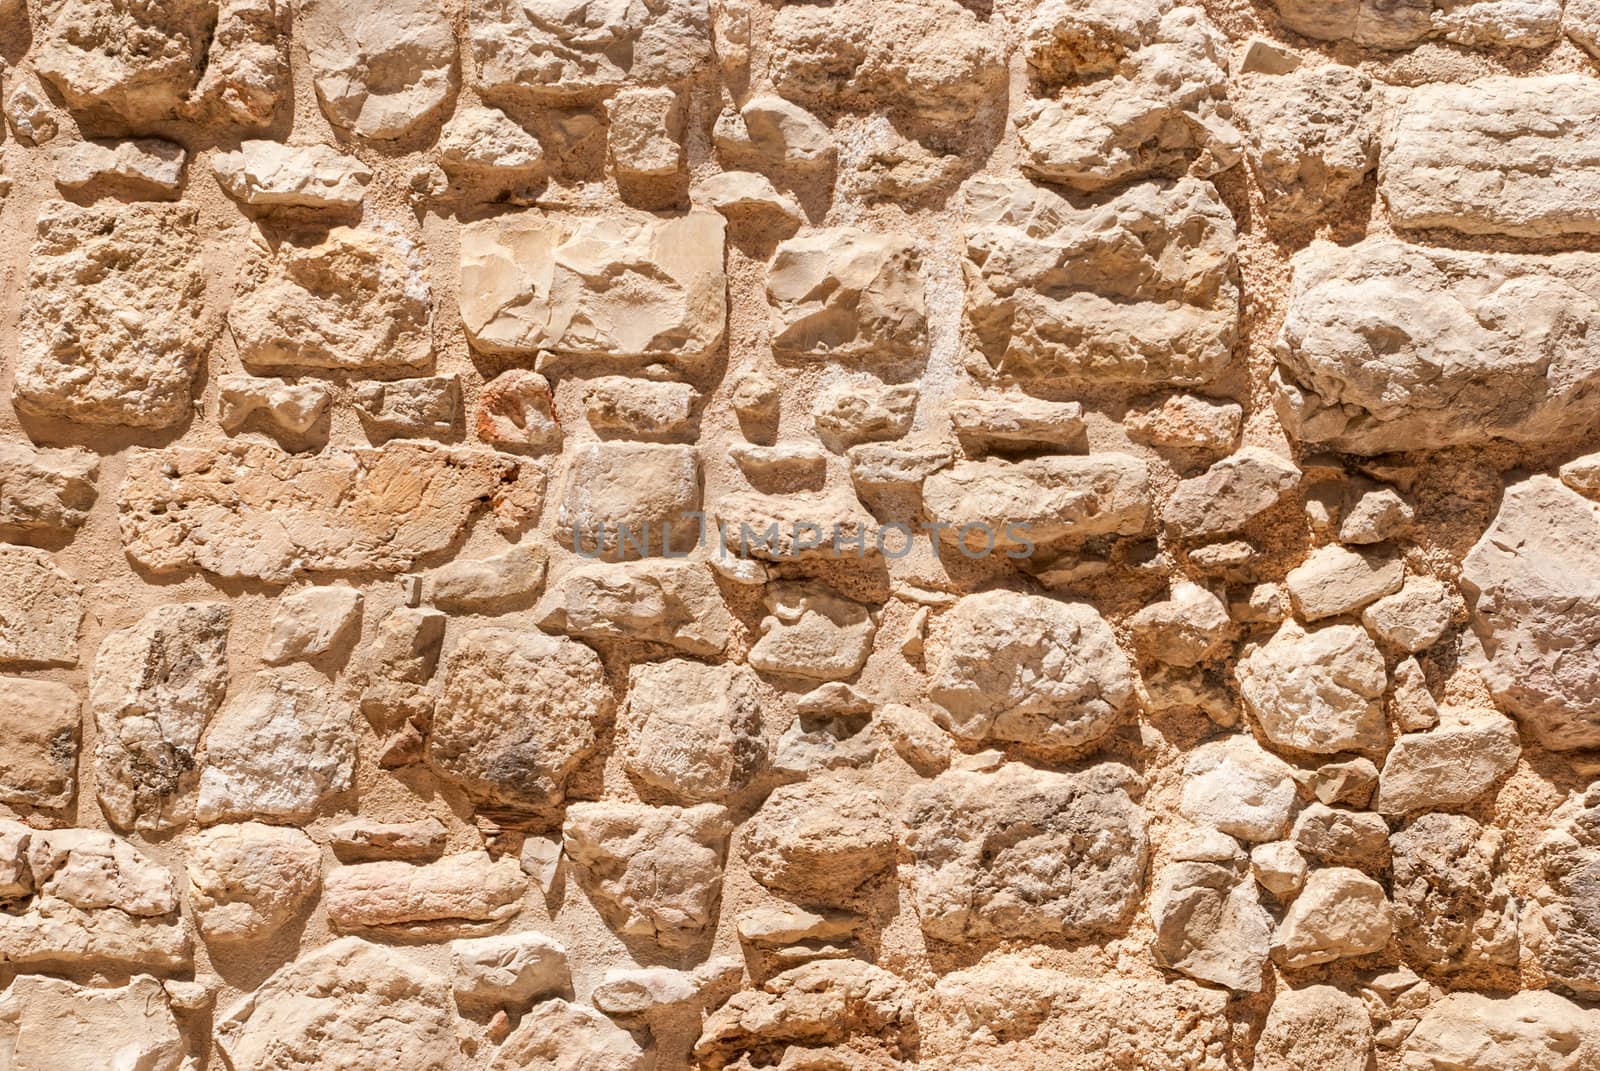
[928,590,1134,751]
[1015,8,1242,193]
[1402,990,1600,1071]
[0,546,83,667]
[355,607,445,732]
[0,446,92,539]
[538,559,733,655]
[5,78,61,145]
[1252,841,1308,898]
[847,437,955,496]
[0,974,185,1071]
[1362,576,1455,653]
[213,141,369,209]
[949,395,1085,454]
[430,628,611,821]
[55,138,185,197]
[329,818,447,863]
[16,202,207,429]
[594,958,738,1020]
[353,376,460,439]
[563,802,730,949]
[1129,580,1232,667]
[1180,734,1299,843]
[695,960,914,1070]
[965,176,1239,386]
[1462,476,1600,750]
[1238,63,1376,225]
[711,488,878,561]
[425,543,545,613]
[1286,544,1405,621]
[1272,0,1561,48]
[1272,866,1392,969]
[1341,485,1415,544]
[1375,708,1521,816]
[1126,394,1243,454]
[489,998,644,1071]
[903,763,1147,942]
[1022,0,1165,84]
[1391,812,1519,975]
[744,777,895,906]
[185,0,291,126]
[1389,657,1440,732]
[769,0,1004,121]
[766,229,927,363]
[187,822,321,944]
[608,86,684,181]
[620,659,765,804]
[730,443,827,490]
[812,380,918,448]
[748,581,875,682]
[0,679,78,809]
[325,852,527,936]
[452,931,570,1009]
[695,171,803,223]
[1237,619,1388,756]
[1164,448,1302,540]
[217,375,332,436]
[478,369,561,451]
[196,665,356,825]
[1150,827,1273,992]
[119,442,514,582]
[929,964,1229,1071]
[712,95,833,174]
[469,0,711,103]
[216,937,458,1071]
[300,0,455,139]
[583,378,698,442]
[0,827,31,900]
[925,454,1152,556]
[1256,985,1373,1071]
[1529,782,1600,997]
[1274,240,1600,454]
[1293,803,1389,871]
[460,210,726,372]
[439,105,546,186]
[261,585,362,665]
[838,113,967,202]
[90,603,230,831]
[229,225,431,372]
[33,0,212,123]
[556,442,701,559]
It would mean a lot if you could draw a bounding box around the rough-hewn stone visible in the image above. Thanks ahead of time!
[0,546,84,667]
[300,0,456,139]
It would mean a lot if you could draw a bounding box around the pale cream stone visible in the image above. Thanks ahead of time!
[608,86,684,181]
[185,0,291,126]
[325,852,527,936]
[1402,991,1600,1071]
[217,375,332,436]
[538,559,734,655]
[261,585,362,664]
[0,546,83,667]
[1237,620,1388,756]
[1375,708,1521,816]
[1272,866,1392,968]
[1272,0,1561,48]
[0,974,185,1071]
[923,454,1153,553]
[744,776,895,906]
[55,138,185,196]
[619,659,766,805]
[0,679,78,809]
[583,378,698,442]
[1256,985,1374,1071]
[748,581,875,682]
[451,931,570,1009]
[187,822,321,944]
[300,0,456,139]
[1238,63,1376,225]
[1285,544,1405,621]
[766,228,927,362]
[949,395,1085,454]
[1180,735,1299,843]
[1165,447,1302,539]
[812,381,918,448]
[490,998,647,1071]
[425,544,546,613]
[33,0,212,122]
[439,105,546,183]
[1129,580,1232,667]
[555,442,701,560]
[213,141,371,208]
[1391,812,1519,975]
[1149,827,1272,992]
[329,818,447,863]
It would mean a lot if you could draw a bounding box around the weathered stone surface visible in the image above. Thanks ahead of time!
[767,229,926,363]
[119,442,514,582]
[903,763,1147,942]
[1252,841,1308,899]
[1150,827,1272,992]
[1165,448,1302,539]
[1274,240,1600,454]
[1238,63,1376,226]
[478,369,561,452]
[431,628,611,820]
[1375,708,1520,816]
[1272,0,1561,48]
[964,176,1239,386]
[216,937,458,1071]
[744,776,895,906]
[928,590,1135,751]
[812,381,919,448]
[748,581,875,682]
[1180,735,1299,843]
[695,960,914,1070]
[583,378,697,442]
[1238,619,1388,756]
[196,665,356,824]
[608,86,684,182]
[924,454,1152,554]
[769,0,1003,121]
[1463,476,1600,751]
[229,225,432,372]
[0,546,83,667]
[1286,544,1404,621]
[1363,576,1455,653]
[1126,393,1242,455]
[16,203,207,429]
[1402,991,1600,1071]
[353,376,460,440]
[1383,76,1600,239]
[91,603,230,831]
[326,852,527,936]
[538,559,733,655]
[186,0,291,126]
[0,974,185,1071]
[1293,803,1389,872]
[214,141,371,208]
[696,171,803,223]
[188,823,321,944]
[620,659,765,804]
[556,442,701,559]
[0,679,78,809]
[1530,783,1600,998]
[470,0,711,104]
[300,0,455,139]
[711,488,878,561]
[1256,985,1373,1071]
[55,138,186,196]
[1391,812,1519,976]
[261,585,362,664]
[1272,866,1393,969]
[218,375,332,436]
[460,211,726,371]
[563,802,730,949]
[929,961,1229,1071]
[355,607,445,732]
[949,395,1085,454]
[713,94,832,174]
[33,0,213,123]
[1015,7,1241,193]
[1129,580,1232,667]
[0,443,97,536]
[490,998,645,1071]
[452,931,569,1009]
[424,544,545,614]
[439,105,546,187]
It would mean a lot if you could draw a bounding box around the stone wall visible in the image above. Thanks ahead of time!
[2,0,1600,1068]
